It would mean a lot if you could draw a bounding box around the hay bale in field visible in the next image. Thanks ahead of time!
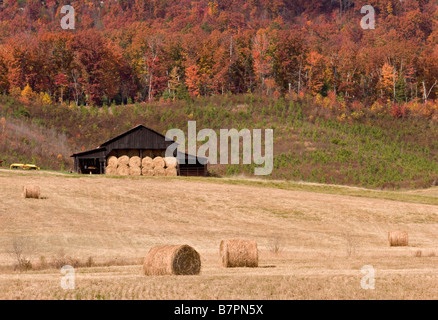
[129,156,141,168]
[141,156,154,170]
[220,239,258,268]
[388,230,408,247]
[143,245,201,276]
[141,168,154,176]
[116,164,129,176]
[23,185,40,199]
[105,165,117,175]
[164,157,177,168]
[107,156,118,167]
[154,167,166,176]
[165,167,177,177]
[129,165,141,176]
[117,155,130,167]
[153,156,165,169]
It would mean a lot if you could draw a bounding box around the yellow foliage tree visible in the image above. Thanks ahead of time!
[379,63,396,100]
[21,84,34,98]
[208,1,218,17]
[40,92,52,105]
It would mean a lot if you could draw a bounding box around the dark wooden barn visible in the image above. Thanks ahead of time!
[71,125,207,176]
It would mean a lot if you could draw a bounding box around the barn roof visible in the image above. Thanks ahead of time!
[70,125,207,163]
[71,147,106,157]
[99,124,173,147]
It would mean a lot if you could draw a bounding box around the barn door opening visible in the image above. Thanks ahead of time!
[78,158,102,174]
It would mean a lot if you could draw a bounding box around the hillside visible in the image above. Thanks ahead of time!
[0,170,437,299]
[1,94,438,189]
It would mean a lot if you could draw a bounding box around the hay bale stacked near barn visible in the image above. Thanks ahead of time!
[140,153,177,176]
[128,156,141,176]
[129,156,141,167]
[106,154,140,176]
[116,164,129,176]
[106,165,117,175]
[105,156,118,175]
[23,185,40,199]
[117,155,130,167]
[220,239,258,268]
[141,156,154,176]
[107,156,118,167]
[153,156,166,176]
[164,157,178,176]
[106,151,178,177]
[388,230,408,247]
[143,245,201,276]
[114,155,129,176]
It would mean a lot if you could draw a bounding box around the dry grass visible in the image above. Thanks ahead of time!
[0,169,437,299]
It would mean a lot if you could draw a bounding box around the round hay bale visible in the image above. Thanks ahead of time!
[107,156,118,167]
[116,164,129,176]
[154,167,166,176]
[165,167,177,177]
[105,165,117,175]
[141,156,154,170]
[141,168,154,176]
[164,157,177,168]
[388,230,408,247]
[129,156,141,168]
[153,156,165,169]
[143,150,154,158]
[220,239,258,268]
[129,165,141,176]
[23,185,40,199]
[143,245,201,276]
[117,155,130,167]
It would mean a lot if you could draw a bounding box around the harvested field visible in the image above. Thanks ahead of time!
[0,169,437,299]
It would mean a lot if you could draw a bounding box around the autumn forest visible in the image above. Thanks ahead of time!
[0,0,437,107]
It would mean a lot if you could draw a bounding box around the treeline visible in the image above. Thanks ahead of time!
[0,0,437,108]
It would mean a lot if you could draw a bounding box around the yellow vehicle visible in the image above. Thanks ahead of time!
[10,163,40,170]
[10,163,24,169]
[23,164,40,170]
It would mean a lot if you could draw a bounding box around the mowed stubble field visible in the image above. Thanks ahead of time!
[0,169,437,299]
